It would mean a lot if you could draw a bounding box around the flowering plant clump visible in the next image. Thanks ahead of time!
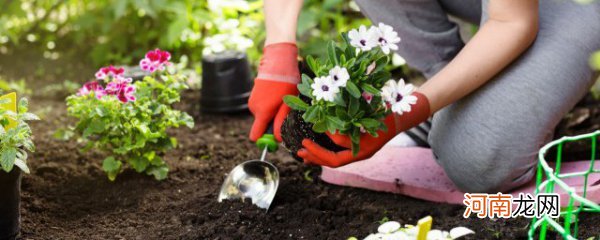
[0,95,39,174]
[67,49,194,181]
[361,218,474,240]
[283,23,416,155]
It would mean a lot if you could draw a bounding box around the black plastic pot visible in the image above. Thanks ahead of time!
[200,52,253,113]
[0,168,21,240]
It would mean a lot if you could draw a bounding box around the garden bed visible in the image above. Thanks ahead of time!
[13,91,597,239]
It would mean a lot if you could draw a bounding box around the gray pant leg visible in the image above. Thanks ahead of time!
[354,0,466,78]
[429,0,600,193]
[439,0,482,24]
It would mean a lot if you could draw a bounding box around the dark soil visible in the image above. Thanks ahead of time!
[8,91,595,240]
[0,50,597,239]
[281,109,345,161]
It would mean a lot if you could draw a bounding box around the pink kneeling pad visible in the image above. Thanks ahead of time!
[320,146,600,206]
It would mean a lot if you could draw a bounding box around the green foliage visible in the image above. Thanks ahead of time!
[0,97,39,173]
[284,30,392,155]
[66,72,194,181]
[0,77,31,96]
[297,0,370,58]
[0,0,264,67]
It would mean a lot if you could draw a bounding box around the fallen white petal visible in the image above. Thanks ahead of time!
[364,233,385,240]
[449,227,474,239]
[386,231,409,240]
[427,230,444,240]
[378,221,401,234]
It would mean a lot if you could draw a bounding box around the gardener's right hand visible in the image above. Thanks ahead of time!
[249,43,300,142]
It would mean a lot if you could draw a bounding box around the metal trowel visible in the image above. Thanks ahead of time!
[218,125,279,210]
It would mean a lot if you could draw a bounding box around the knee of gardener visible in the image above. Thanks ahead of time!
[430,138,535,194]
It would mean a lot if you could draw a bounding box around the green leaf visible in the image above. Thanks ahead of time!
[83,118,106,137]
[20,113,40,121]
[326,116,344,129]
[348,96,359,116]
[14,158,30,174]
[333,92,346,107]
[299,75,313,97]
[102,156,122,181]
[129,157,149,172]
[312,120,328,133]
[147,165,169,180]
[327,41,339,66]
[1,147,16,173]
[359,118,380,129]
[283,95,309,111]
[306,55,319,75]
[336,108,351,121]
[346,81,361,98]
[303,106,319,123]
[350,128,361,156]
[18,98,28,113]
[372,56,389,74]
[361,83,380,95]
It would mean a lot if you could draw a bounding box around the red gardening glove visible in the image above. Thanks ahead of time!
[248,43,300,142]
[297,92,431,168]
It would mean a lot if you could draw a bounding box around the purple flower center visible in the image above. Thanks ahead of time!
[360,40,366,46]
[395,93,403,102]
[333,75,338,81]
[379,37,387,44]
[322,85,329,92]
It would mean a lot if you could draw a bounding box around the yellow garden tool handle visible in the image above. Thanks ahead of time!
[0,92,17,130]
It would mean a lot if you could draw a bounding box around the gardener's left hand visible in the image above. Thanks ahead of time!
[298,92,431,168]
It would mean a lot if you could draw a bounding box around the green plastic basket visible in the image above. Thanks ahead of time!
[529,130,600,240]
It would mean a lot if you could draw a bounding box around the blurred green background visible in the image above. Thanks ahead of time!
[0,0,597,92]
[0,0,372,83]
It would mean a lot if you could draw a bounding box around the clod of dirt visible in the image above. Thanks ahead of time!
[281,109,345,161]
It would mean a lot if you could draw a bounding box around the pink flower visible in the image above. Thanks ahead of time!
[95,65,125,80]
[140,48,171,73]
[117,84,136,103]
[362,92,373,104]
[104,77,132,94]
[78,81,106,99]
[105,82,124,95]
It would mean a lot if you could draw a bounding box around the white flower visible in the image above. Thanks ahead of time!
[363,220,474,240]
[364,233,385,240]
[449,227,475,239]
[208,0,249,13]
[348,25,377,51]
[311,76,340,102]
[203,34,227,55]
[392,53,406,67]
[372,23,401,54]
[381,79,417,115]
[221,19,240,31]
[328,66,350,87]
[427,230,449,240]
[378,221,401,234]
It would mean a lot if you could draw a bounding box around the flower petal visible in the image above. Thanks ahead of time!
[449,227,474,239]
[378,221,401,234]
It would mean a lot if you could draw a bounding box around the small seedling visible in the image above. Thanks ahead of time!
[303,169,313,182]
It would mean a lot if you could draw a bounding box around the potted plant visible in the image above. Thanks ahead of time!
[282,24,408,159]
[66,49,194,181]
[0,92,39,240]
